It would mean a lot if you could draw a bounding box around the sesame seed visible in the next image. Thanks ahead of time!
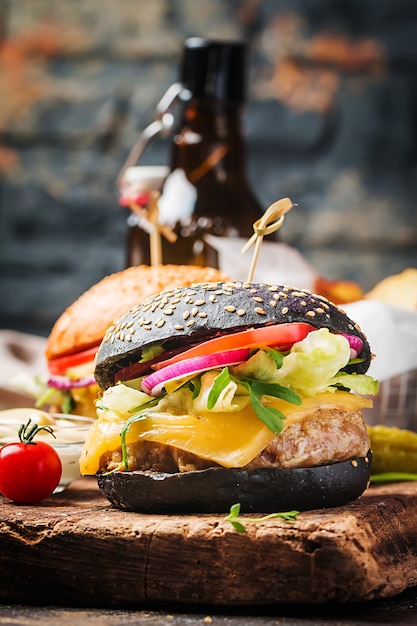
[224,305,236,313]
[143,326,152,331]
[163,308,174,315]
[252,296,263,303]
[198,312,207,318]
[155,319,165,328]
[195,299,206,306]
[306,310,316,317]
[174,324,184,331]
[282,307,289,314]
[186,320,195,327]
[315,307,325,314]
[183,311,190,320]
[191,308,198,317]
[255,307,266,315]
[350,460,358,468]
[237,309,246,316]
[270,300,276,307]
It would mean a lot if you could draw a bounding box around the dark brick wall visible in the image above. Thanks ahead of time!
[1,0,416,336]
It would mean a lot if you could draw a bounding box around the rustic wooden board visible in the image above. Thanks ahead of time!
[1,478,417,608]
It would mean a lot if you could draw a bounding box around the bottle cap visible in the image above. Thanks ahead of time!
[180,37,247,105]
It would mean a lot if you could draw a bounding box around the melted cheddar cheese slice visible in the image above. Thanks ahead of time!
[79,391,372,475]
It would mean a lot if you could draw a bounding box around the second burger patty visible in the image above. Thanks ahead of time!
[99,406,370,474]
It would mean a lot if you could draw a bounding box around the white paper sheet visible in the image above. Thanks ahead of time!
[204,235,317,290]
[344,301,417,382]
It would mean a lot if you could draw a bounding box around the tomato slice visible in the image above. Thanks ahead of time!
[47,346,98,375]
[153,323,315,371]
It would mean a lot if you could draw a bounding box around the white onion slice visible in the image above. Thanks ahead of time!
[141,348,251,397]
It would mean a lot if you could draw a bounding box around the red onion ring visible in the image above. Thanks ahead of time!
[141,348,251,396]
[340,334,363,359]
[47,375,96,390]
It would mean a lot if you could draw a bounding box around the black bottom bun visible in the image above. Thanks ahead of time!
[97,452,372,514]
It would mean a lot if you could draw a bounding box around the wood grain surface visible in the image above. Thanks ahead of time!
[1,478,417,608]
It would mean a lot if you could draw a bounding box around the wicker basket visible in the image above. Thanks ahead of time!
[364,369,417,431]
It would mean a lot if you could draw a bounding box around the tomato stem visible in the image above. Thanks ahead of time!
[18,418,56,445]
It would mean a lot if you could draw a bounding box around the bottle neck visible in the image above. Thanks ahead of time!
[169,97,249,184]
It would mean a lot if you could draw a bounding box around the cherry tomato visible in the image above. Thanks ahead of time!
[47,345,98,376]
[0,420,62,504]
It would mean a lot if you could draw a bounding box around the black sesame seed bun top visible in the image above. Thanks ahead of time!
[94,281,371,390]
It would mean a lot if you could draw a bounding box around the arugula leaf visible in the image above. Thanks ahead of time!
[262,347,284,369]
[120,412,149,469]
[232,376,302,434]
[225,503,299,533]
[207,368,231,410]
[370,472,417,484]
[61,390,76,414]
[246,379,302,406]
[246,385,287,434]
[188,376,201,400]
[128,395,164,413]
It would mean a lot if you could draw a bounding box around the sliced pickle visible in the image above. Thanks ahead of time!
[368,425,417,474]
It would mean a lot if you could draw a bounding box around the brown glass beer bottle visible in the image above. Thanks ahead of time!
[127,37,263,267]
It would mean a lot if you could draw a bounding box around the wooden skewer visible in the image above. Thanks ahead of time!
[126,185,177,266]
[242,198,294,282]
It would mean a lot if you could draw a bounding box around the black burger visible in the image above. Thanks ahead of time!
[80,281,378,513]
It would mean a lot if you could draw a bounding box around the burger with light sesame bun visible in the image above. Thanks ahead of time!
[19,265,231,418]
[80,281,378,514]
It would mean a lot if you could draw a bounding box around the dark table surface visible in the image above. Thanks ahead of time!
[2,586,417,626]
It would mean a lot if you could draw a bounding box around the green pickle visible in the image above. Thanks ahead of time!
[368,424,417,476]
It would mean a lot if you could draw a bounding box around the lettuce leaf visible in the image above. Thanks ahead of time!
[235,328,377,398]
[270,328,352,396]
[330,372,379,396]
[234,349,279,381]
[98,383,154,418]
